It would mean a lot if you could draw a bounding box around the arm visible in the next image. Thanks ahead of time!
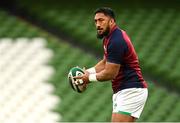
[86,57,106,74]
[76,61,120,83]
[94,57,106,73]
[94,32,127,81]
[75,32,126,84]
[96,61,120,81]
[87,58,120,82]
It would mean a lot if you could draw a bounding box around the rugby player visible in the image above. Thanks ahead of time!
[74,7,148,122]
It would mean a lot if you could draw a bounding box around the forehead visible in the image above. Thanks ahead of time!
[94,13,109,20]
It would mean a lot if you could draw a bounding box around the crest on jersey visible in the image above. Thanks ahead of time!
[104,45,107,54]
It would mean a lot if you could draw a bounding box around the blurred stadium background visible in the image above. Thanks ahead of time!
[0,0,179,122]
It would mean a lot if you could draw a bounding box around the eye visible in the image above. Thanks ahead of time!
[99,18,104,21]
[99,18,105,23]
[94,19,97,24]
[94,18,105,24]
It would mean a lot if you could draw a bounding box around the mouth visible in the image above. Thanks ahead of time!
[97,28,103,33]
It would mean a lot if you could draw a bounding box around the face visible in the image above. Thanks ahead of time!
[94,13,112,39]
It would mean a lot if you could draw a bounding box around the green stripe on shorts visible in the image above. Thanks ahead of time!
[118,111,131,116]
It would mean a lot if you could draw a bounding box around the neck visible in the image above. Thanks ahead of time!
[110,23,116,31]
[106,23,117,37]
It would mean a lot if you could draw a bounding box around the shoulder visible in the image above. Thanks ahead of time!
[111,29,123,41]
[109,29,128,50]
[106,29,128,64]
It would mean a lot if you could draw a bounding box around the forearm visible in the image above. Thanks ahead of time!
[96,69,115,81]
[89,62,120,82]
[87,59,106,74]
[94,58,106,73]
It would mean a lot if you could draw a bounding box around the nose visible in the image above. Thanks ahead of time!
[96,22,101,29]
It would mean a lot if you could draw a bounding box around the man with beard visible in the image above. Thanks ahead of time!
[74,7,148,122]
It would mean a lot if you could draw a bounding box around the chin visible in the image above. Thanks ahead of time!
[97,34,104,39]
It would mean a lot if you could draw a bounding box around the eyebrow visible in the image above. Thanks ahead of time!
[94,18,104,21]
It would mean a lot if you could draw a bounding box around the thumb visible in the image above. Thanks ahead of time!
[73,76,82,79]
[83,67,86,71]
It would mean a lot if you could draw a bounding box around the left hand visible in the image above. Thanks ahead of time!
[73,69,90,85]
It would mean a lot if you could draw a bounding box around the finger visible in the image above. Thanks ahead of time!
[75,80,81,85]
[75,79,84,85]
[76,66,79,68]
[84,70,89,75]
[73,76,82,79]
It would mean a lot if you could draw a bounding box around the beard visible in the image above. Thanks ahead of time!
[96,26,110,39]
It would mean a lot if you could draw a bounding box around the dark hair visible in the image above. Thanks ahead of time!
[94,7,116,21]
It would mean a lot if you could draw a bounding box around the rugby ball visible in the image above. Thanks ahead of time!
[68,67,86,93]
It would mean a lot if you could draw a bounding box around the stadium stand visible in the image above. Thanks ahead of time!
[14,0,180,91]
[0,0,180,122]
[0,12,60,123]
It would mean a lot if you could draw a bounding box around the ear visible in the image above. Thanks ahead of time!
[110,18,114,25]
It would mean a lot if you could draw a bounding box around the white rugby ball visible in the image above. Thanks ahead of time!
[68,67,86,93]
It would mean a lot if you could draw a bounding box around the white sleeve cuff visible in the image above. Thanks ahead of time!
[88,73,98,82]
[86,67,96,74]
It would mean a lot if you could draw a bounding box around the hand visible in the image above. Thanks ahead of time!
[73,68,90,85]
